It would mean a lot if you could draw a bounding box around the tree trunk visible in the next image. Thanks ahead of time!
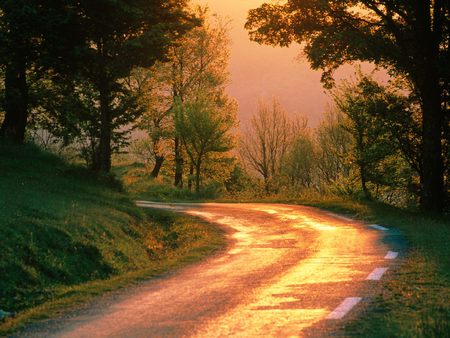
[150,155,164,178]
[360,165,372,200]
[419,74,444,213]
[188,162,194,191]
[195,159,202,193]
[174,136,184,187]
[96,81,112,173]
[413,1,445,213]
[0,59,28,144]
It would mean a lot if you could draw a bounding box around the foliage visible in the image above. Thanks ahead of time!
[65,0,198,172]
[0,0,197,171]
[238,73,437,210]
[315,109,353,190]
[246,0,449,212]
[334,73,415,200]
[174,94,237,192]
[225,163,255,194]
[134,8,234,186]
[0,1,84,143]
[29,74,142,168]
[131,67,174,177]
[282,123,316,190]
[240,98,295,193]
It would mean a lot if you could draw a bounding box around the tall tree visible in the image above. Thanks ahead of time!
[68,0,197,173]
[30,75,141,169]
[0,1,79,143]
[174,94,236,192]
[334,75,399,199]
[246,0,449,212]
[140,8,231,184]
[240,98,293,194]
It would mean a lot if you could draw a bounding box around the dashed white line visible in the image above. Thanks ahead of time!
[326,297,362,320]
[366,267,389,280]
[384,251,398,260]
[326,213,354,223]
[369,224,389,231]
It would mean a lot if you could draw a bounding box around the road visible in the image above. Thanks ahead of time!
[16,202,402,337]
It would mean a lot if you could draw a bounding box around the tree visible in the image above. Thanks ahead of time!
[334,75,401,199]
[132,68,173,178]
[246,1,449,212]
[314,74,424,204]
[142,8,231,185]
[174,94,236,192]
[61,0,197,173]
[29,75,140,169]
[316,109,353,190]
[283,127,316,190]
[0,1,78,143]
[240,98,293,193]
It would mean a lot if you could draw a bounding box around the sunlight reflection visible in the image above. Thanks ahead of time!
[186,210,216,219]
[193,209,366,336]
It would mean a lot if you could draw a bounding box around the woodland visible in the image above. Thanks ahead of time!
[0,1,448,213]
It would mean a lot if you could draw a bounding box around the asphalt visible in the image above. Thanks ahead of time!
[14,202,403,337]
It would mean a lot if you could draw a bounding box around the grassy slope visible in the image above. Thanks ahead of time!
[0,144,224,335]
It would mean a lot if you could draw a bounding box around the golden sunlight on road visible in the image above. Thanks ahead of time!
[18,203,394,337]
[192,205,376,337]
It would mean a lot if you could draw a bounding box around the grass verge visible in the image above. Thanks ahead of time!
[0,144,225,335]
[114,163,222,202]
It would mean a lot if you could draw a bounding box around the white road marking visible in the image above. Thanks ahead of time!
[366,267,389,280]
[384,251,398,260]
[369,224,389,231]
[326,297,362,320]
[326,212,354,223]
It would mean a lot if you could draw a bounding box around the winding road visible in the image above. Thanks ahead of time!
[17,202,402,337]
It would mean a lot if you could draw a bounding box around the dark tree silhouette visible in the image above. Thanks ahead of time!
[1,1,197,175]
[62,0,197,173]
[0,1,80,143]
[246,1,449,212]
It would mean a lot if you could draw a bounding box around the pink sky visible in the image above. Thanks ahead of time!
[196,0,381,127]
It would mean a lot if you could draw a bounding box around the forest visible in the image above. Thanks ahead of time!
[0,1,448,213]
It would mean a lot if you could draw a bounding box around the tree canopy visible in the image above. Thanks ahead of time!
[175,94,236,192]
[0,0,197,173]
[246,0,449,212]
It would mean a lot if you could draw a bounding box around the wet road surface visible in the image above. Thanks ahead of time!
[16,202,402,337]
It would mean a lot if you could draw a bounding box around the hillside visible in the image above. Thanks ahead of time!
[0,143,223,333]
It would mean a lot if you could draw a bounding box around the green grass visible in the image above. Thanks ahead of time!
[0,144,225,335]
[114,163,220,202]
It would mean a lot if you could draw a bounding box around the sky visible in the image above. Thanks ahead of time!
[194,0,331,126]
[195,0,381,127]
